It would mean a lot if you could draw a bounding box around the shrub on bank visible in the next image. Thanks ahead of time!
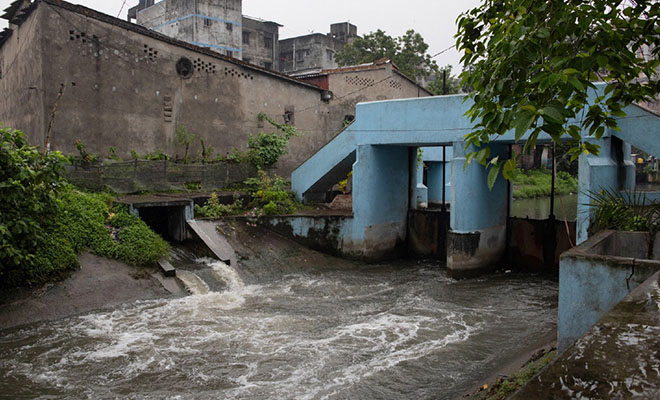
[512,168,577,199]
[0,127,169,288]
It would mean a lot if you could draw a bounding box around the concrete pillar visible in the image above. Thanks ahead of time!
[346,144,410,259]
[410,147,428,210]
[447,142,510,278]
[576,136,635,244]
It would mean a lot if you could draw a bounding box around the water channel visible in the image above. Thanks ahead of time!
[0,243,558,399]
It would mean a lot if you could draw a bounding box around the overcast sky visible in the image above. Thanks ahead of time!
[1,0,482,71]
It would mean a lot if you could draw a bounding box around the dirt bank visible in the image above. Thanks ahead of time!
[0,253,181,331]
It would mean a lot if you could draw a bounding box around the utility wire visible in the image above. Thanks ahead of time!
[117,0,128,18]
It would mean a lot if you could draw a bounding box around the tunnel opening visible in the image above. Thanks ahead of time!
[135,205,192,243]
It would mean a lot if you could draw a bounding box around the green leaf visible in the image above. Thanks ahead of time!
[597,55,608,69]
[540,106,564,124]
[487,163,502,190]
[502,158,517,180]
[513,111,536,141]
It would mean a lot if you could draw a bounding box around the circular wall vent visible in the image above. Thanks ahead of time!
[176,57,193,78]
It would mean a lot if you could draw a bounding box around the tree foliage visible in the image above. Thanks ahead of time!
[0,127,68,280]
[456,0,660,185]
[335,29,438,81]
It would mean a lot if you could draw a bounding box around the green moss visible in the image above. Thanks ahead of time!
[471,350,557,400]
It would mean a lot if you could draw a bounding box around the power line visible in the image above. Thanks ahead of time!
[117,0,128,18]
[429,45,455,59]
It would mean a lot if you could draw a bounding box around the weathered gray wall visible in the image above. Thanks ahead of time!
[4,3,337,175]
[0,5,45,145]
[241,17,278,70]
[279,33,344,74]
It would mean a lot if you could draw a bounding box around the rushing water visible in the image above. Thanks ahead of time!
[0,250,557,399]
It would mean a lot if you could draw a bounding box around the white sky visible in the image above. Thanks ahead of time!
[0,0,482,71]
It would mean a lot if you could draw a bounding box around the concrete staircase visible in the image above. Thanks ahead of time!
[291,123,357,202]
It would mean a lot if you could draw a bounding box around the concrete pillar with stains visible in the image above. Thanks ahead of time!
[447,142,510,278]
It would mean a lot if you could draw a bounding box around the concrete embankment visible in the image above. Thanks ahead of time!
[0,253,184,331]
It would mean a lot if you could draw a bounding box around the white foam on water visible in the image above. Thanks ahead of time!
[176,270,210,295]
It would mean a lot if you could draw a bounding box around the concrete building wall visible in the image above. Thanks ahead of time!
[137,0,243,57]
[241,17,278,70]
[1,2,335,175]
[0,5,45,145]
[279,34,344,74]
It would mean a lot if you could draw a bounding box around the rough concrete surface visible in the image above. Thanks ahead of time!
[0,253,179,331]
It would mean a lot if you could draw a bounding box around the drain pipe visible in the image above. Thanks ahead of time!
[442,145,447,212]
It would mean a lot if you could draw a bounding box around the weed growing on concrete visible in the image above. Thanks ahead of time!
[195,193,244,218]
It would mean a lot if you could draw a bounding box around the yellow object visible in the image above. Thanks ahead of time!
[638,158,644,164]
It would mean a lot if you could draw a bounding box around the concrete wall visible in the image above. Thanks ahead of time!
[241,17,278,70]
[0,5,45,145]
[558,230,660,352]
[507,217,576,273]
[0,2,345,175]
[279,33,344,74]
[515,270,660,399]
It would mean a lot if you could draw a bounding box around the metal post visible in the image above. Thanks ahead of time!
[442,145,447,211]
[550,143,556,219]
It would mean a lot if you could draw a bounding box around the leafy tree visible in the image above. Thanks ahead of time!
[428,65,464,95]
[335,29,438,81]
[456,0,660,185]
[175,125,196,164]
[0,127,68,283]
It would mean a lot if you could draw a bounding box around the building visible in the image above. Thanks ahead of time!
[292,59,433,123]
[241,15,280,70]
[0,0,430,176]
[279,22,357,75]
[128,0,280,70]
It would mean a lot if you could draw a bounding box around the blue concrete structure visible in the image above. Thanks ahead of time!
[558,231,660,352]
[291,84,660,274]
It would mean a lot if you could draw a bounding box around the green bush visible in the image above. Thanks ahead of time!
[195,192,244,218]
[245,171,299,215]
[587,188,660,236]
[512,168,577,199]
[0,127,69,286]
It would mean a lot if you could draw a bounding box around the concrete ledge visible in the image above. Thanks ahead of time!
[558,230,660,351]
[514,270,660,399]
[158,259,176,277]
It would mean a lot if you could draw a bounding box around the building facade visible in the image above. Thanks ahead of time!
[0,1,430,175]
[279,22,357,75]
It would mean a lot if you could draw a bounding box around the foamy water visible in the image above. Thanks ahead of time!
[0,258,557,399]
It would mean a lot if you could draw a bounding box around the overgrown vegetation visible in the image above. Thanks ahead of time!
[587,189,660,236]
[0,127,169,288]
[245,170,299,215]
[195,171,301,219]
[470,350,557,400]
[511,168,577,199]
[195,193,244,218]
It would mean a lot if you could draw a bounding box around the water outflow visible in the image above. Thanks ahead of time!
[0,257,558,400]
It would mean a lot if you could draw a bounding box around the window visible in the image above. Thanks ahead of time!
[296,50,305,62]
[327,49,334,62]
[226,50,233,58]
[264,36,273,49]
[226,23,233,32]
[284,107,295,125]
[264,62,272,70]
[204,19,213,27]
[243,32,250,45]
